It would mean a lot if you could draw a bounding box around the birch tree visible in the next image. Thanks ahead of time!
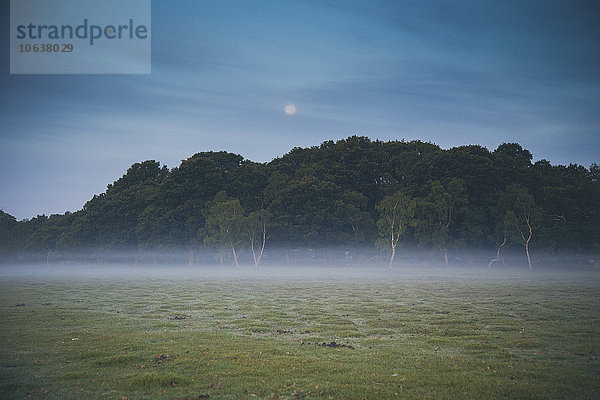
[204,192,245,266]
[505,184,540,270]
[488,192,511,268]
[247,209,269,267]
[376,191,416,268]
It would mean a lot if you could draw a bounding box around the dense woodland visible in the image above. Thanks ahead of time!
[1,136,599,268]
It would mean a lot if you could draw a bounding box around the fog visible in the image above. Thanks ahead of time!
[1,245,598,284]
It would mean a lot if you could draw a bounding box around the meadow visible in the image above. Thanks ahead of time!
[1,266,599,399]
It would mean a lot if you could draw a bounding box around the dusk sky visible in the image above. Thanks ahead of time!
[1,0,599,220]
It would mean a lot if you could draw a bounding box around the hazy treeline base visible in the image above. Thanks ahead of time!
[1,136,598,267]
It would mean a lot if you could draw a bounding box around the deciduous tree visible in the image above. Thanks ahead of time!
[414,179,467,266]
[247,209,270,267]
[376,191,416,268]
[505,184,540,270]
[204,192,245,266]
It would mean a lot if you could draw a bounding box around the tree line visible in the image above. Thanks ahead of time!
[1,136,598,268]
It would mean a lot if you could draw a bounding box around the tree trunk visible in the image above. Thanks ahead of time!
[232,245,239,266]
[525,241,532,270]
[517,214,534,270]
[488,237,507,268]
[525,215,533,270]
[188,248,195,265]
[250,224,267,267]
[250,232,257,266]
[443,245,449,267]
[352,224,359,240]
[258,224,266,266]
[389,221,399,269]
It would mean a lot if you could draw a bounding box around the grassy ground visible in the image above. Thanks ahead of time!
[1,267,599,399]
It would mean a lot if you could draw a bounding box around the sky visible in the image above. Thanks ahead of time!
[1,0,599,220]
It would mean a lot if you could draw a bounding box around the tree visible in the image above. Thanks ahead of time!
[335,190,374,245]
[246,209,270,267]
[494,143,533,167]
[488,188,517,268]
[590,163,600,183]
[0,210,18,261]
[204,192,245,266]
[267,176,354,246]
[376,191,416,268]
[60,160,168,257]
[505,184,540,270]
[4,136,599,266]
[414,179,467,266]
[488,209,510,268]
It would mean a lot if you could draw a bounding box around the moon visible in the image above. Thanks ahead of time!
[284,104,296,115]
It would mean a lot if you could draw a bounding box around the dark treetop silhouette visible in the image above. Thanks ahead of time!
[1,136,598,267]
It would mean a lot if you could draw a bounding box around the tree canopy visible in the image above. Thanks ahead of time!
[1,137,598,267]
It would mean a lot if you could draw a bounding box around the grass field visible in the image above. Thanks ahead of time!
[1,266,599,399]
